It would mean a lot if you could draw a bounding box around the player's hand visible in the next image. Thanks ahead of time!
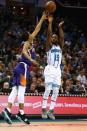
[59,21,64,28]
[41,12,48,20]
[48,15,53,23]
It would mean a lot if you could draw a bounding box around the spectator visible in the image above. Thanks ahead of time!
[28,83,38,93]
[77,70,87,87]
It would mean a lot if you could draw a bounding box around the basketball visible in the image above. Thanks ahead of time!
[45,1,56,13]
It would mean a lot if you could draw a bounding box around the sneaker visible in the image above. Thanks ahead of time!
[2,108,12,124]
[16,112,30,124]
[41,108,48,119]
[47,110,55,120]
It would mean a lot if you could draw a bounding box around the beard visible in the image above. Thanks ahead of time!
[52,41,58,46]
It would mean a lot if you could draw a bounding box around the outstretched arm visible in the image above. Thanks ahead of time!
[30,13,46,41]
[59,21,64,50]
[46,16,53,52]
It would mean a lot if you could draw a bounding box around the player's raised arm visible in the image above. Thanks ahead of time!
[30,12,47,41]
[46,15,53,51]
[58,21,64,50]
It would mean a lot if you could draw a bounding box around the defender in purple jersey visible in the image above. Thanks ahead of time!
[2,12,47,124]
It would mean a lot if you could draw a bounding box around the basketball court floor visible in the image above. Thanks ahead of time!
[0,119,87,131]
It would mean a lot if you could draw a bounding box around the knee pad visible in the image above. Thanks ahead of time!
[51,86,60,101]
[18,86,26,103]
[43,83,52,100]
[8,86,18,104]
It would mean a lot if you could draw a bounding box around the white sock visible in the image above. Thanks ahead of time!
[19,110,24,115]
[49,101,56,110]
[42,99,48,109]
[7,108,11,113]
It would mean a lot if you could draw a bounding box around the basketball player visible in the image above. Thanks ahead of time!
[42,16,64,120]
[2,12,47,124]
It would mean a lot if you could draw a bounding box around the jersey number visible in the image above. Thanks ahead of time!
[54,54,59,61]
[54,54,59,67]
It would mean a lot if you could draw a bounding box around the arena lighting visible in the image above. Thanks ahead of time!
[56,0,87,9]
[21,7,23,10]
[13,6,16,9]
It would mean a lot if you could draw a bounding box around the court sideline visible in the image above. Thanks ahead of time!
[0,119,87,131]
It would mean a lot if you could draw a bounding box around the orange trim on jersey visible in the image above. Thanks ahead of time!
[20,74,26,87]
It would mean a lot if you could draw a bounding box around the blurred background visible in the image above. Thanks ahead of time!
[0,0,87,96]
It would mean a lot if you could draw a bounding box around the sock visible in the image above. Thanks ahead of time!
[49,100,56,110]
[7,108,11,113]
[19,110,24,115]
[42,99,48,109]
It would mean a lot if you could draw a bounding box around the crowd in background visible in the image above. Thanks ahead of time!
[0,5,87,95]
[60,0,87,7]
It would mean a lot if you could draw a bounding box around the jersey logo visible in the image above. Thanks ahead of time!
[51,49,61,53]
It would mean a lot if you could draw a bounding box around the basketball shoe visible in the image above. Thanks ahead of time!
[2,108,12,124]
[16,112,30,124]
[42,108,48,119]
[47,110,55,120]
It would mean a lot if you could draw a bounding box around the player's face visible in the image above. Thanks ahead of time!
[51,34,58,43]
